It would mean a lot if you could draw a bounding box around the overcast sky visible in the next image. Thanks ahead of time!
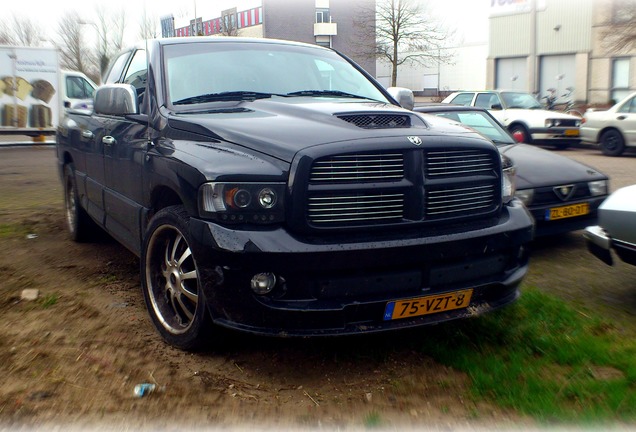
[3,0,490,47]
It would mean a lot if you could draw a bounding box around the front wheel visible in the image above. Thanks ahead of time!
[600,129,625,156]
[509,124,532,144]
[141,205,212,350]
[63,163,96,242]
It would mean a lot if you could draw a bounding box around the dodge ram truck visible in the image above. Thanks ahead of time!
[56,37,534,349]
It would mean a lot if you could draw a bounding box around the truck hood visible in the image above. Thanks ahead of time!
[499,143,607,189]
[165,98,438,162]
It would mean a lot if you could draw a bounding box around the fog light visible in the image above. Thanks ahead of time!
[250,273,277,295]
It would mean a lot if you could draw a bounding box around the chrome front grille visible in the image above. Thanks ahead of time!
[304,147,500,228]
[310,153,404,183]
[426,184,496,217]
[308,193,404,223]
[426,149,494,177]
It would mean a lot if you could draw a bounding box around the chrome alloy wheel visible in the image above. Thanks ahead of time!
[64,173,77,235]
[145,224,199,335]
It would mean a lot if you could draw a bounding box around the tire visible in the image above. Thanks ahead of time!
[63,163,96,242]
[509,124,532,144]
[600,129,625,156]
[141,205,212,350]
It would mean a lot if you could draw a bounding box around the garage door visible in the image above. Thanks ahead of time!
[539,54,576,102]
[495,57,527,91]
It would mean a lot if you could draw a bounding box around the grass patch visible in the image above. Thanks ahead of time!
[418,287,636,423]
[0,223,29,239]
[40,293,59,309]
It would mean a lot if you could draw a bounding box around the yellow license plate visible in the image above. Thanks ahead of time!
[564,129,579,136]
[384,289,473,321]
[546,203,589,220]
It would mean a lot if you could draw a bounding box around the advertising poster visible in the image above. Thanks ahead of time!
[0,46,59,131]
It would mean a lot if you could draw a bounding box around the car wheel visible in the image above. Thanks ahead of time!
[509,124,532,144]
[63,163,95,242]
[141,205,211,350]
[600,129,625,156]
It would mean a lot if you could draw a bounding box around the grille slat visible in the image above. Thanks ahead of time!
[427,150,494,177]
[310,153,404,183]
[308,193,405,224]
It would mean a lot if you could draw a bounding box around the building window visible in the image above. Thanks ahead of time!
[611,58,630,104]
[316,9,330,23]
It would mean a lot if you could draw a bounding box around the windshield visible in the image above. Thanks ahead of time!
[434,111,515,145]
[163,41,389,107]
[500,92,542,109]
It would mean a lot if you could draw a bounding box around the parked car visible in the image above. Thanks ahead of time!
[442,90,582,149]
[580,91,636,156]
[584,185,636,267]
[413,105,609,236]
[56,38,534,349]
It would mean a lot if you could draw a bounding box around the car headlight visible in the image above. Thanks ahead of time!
[545,119,561,127]
[588,180,608,196]
[199,182,285,223]
[501,154,516,204]
[515,189,534,206]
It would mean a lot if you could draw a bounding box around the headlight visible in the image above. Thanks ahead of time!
[545,119,553,128]
[199,182,285,223]
[501,154,516,204]
[515,189,534,206]
[588,180,608,196]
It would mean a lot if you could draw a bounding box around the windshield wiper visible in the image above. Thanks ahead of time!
[174,91,283,105]
[286,90,370,99]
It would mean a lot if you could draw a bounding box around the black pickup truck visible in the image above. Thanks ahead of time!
[56,37,534,349]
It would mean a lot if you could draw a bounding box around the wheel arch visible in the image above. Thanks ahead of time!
[599,126,624,141]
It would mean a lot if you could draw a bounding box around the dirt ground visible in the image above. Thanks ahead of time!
[0,145,635,430]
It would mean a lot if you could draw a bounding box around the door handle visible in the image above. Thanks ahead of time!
[81,130,94,140]
[617,115,627,121]
[102,136,116,146]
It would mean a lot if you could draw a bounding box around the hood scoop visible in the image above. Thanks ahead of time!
[336,113,413,129]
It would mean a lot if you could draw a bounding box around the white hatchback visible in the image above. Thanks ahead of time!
[442,90,582,149]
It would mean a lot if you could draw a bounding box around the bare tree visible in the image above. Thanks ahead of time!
[0,14,46,47]
[56,11,94,77]
[12,14,46,47]
[93,5,126,80]
[356,0,453,87]
[0,21,15,45]
[139,7,158,40]
[602,0,636,53]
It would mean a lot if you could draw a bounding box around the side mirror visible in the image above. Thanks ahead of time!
[94,84,139,116]
[491,104,503,110]
[386,87,414,111]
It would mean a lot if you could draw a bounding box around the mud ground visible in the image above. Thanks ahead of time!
[0,145,634,430]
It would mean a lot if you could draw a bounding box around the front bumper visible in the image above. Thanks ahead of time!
[584,225,614,265]
[584,225,636,267]
[529,127,581,145]
[188,201,534,336]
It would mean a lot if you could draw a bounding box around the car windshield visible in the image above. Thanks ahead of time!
[501,92,542,109]
[163,41,389,107]
[434,111,516,145]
